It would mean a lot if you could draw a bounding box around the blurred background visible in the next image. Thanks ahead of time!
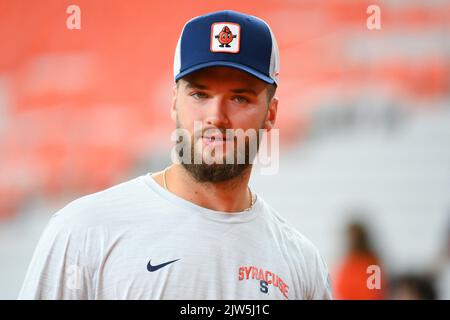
[0,0,449,299]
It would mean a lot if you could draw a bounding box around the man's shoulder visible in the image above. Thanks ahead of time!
[258,197,332,299]
[258,196,322,258]
[50,175,147,228]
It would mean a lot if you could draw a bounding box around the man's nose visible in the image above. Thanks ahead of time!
[204,97,230,127]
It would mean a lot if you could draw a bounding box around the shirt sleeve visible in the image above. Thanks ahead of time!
[17,211,95,300]
[309,249,333,300]
[289,229,333,300]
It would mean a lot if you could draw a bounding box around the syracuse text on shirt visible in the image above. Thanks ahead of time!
[238,265,289,299]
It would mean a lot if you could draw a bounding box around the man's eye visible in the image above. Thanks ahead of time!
[233,96,249,104]
[191,92,208,99]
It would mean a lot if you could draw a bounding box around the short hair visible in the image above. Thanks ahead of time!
[266,83,277,104]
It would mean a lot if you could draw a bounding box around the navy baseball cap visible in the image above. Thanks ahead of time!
[174,10,280,85]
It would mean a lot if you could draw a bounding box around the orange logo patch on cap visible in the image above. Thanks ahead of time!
[210,22,240,53]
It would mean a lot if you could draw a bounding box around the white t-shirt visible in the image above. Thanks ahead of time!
[18,173,332,300]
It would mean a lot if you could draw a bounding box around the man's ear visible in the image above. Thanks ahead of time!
[170,83,178,121]
[263,96,278,132]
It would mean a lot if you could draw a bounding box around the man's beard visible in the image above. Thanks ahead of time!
[175,117,264,183]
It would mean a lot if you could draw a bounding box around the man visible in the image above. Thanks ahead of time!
[19,10,332,300]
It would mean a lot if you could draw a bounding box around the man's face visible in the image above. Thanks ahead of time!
[171,66,278,182]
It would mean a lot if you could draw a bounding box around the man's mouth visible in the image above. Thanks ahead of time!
[201,133,232,146]
[203,135,226,141]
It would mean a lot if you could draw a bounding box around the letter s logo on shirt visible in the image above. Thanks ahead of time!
[260,280,269,294]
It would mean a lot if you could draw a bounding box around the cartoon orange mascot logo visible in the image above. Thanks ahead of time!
[214,26,237,48]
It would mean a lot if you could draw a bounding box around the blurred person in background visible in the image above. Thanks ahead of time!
[333,219,387,299]
[389,273,436,300]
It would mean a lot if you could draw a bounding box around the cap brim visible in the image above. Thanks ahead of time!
[175,61,276,85]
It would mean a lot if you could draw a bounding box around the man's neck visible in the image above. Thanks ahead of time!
[153,164,252,213]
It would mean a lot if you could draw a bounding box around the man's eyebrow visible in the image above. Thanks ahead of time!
[230,88,258,96]
[184,82,208,90]
[184,82,258,96]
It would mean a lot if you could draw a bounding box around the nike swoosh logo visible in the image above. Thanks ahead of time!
[147,258,180,272]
